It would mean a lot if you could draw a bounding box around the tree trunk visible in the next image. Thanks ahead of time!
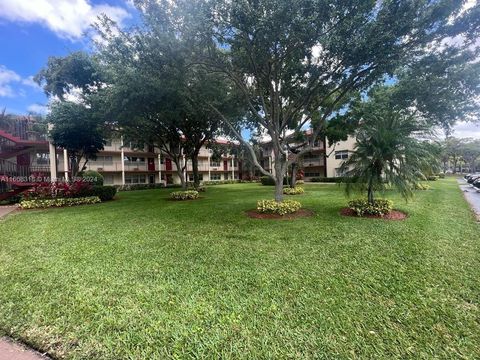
[367,185,374,205]
[290,162,298,188]
[274,159,284,202]
[191,151,201,189]
[453,157,457,174]
[173,158,186,189]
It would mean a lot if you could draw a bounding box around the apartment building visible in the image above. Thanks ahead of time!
[0,117,243,193]
[259,133,356,181]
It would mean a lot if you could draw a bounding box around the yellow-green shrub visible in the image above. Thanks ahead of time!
[283,186,305,195]
[20,196,101,209]
[170,190,199,200]
[348,198,393,217]
[414,183,430,190]
[256,199,301,215]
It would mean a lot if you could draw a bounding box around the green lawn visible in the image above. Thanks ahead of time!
[0,178,479,359]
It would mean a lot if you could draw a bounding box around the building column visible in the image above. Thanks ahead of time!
[231,156,235,180]
[121,136,125,185]
[47,124,57,182]
[208,154,211,181]
[158,152,162,185]
[63,149,69,182]
[48,141,57,182]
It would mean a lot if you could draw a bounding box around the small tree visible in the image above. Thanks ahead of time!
[47,101,106,178]
[341,90,437,204]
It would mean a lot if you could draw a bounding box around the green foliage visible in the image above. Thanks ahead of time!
[34,51,103,101]
[81,170,104,186]
[427,176,440,181]
[310,177,344,183]
[348,198,393,217]
[283,187,305,195]
[414,183,431,191]
[342,86,438,203]
[170,190,199,200]
[47,101,106,176]
[20,196,101,209]
[90,186,117,201]
[115,184,166,192]
[260,176,287,186]
[256,199,301,215]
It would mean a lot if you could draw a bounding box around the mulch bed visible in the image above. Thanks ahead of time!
[246,208,315,220]
[340,207,408,221]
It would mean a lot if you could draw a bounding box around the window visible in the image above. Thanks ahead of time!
[104,139,112,147]
[35,153,49,165]
[303,153,320,161]
[125,174,146,184]
[335,150,349,160]
[304,172,321,177]
[125,156,145,164]
[210,173,221,180]
[224,173,230,180]
[103,174,114,184]
[313,139,323,148]
[210,160,221,167]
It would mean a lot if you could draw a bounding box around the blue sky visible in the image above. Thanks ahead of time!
[0,0,138,115]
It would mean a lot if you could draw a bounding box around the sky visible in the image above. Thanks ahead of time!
[0,0,479,139]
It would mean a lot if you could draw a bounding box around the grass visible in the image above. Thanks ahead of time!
[0,177,479,359]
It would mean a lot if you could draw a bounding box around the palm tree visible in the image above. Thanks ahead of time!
[341,110,438,205]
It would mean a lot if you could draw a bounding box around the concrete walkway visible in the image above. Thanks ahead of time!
[0,338,49,360]
[458,178,480,220]
[0,205,17,219]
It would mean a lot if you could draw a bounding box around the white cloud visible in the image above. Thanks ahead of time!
[21,76,42,91]
[27,104,48,115]
[0,65,43,97]
[0,0,131,40]
[451,121,480,139]
[0,65,21,97]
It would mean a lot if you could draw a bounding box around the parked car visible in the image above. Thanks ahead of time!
[467,174,480,184]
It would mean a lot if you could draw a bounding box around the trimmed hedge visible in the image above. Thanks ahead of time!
[427,175,439,181]
[260,176,288,186]
[81,170,104,185]
[256,199,301,215]
[115,184,166,191]
[170,190,199,200]
[91,186,117,201]
[283,186,305,195]
[20,196,101,209]
[310,177,344,183]
[348,198,393,217]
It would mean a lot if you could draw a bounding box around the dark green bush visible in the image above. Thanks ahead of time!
[115,183,166,191]
[310,177,343,183]
[91,186,117,201]
[427,175,439,181]
[81,170,104,185]
[348,198,393,217]
[260,176,287,186]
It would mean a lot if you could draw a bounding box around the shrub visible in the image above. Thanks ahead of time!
[91,186,117,201]
[26,180,92,200]
[283,186,305,195]
[427,175,439,181]
[81,170,104,185]
[170,190,199,200]
[20,196,101,209]
[256,199,302,215]
[295,180,305,185]
[437,173,446,179]
[115,183,166,191]
[348,198,393,217]
[260,176,287,186]
[414,183,430,190]
[310,177,343,183]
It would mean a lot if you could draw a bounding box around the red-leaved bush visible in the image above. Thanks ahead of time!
[25,180,92,200]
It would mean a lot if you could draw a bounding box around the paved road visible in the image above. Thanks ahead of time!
[0,338,49,360]
[458,178,480,220]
